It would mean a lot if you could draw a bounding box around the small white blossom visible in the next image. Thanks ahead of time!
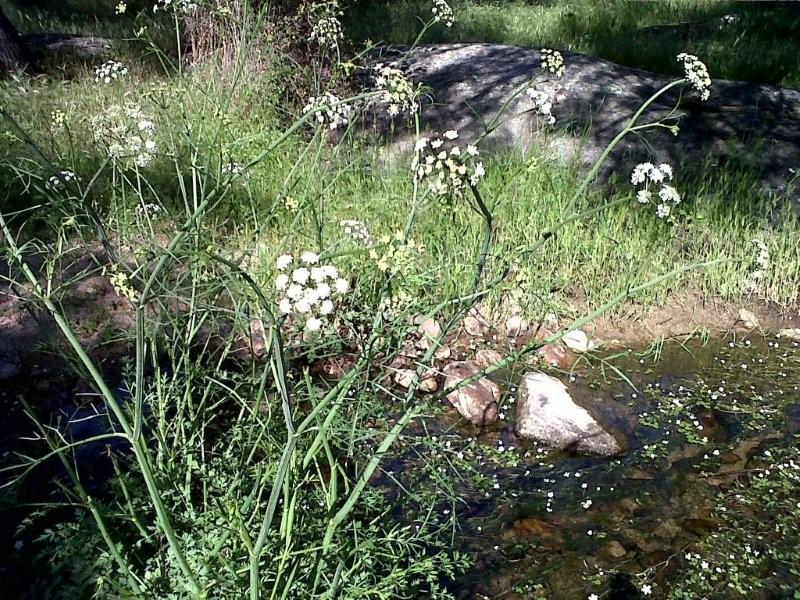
[94,60,128,84]
[45,170,79,191]
[412,131,485,199]
[340,219,372,246]
[527,88,556,124]
[431,0,454,27]
[373,63,420,116]
[276,254,293,270]
[308,1,344,49]
[301,251,320,265]
[303,92,352,131]
[540,48,565,77]
[631,162,681,218]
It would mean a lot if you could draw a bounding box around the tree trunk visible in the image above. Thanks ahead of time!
[0,8,27,75]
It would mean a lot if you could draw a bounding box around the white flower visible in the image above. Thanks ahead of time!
[340,219,372,246]
[301,251,320,265]
[45,170,79,192]
[431,0,454,27]
[335,278,350,294]
[279,298,292,314]
[631,162,654,185]
[373,63,420,116]
[94,60,128,84]
[540,48,565,77]
[292,268,311,284]
[443,130,459,140]
[412,131,484,198]
[286,284,303,300]
[295,299,312,314]
[677,53,711,101]
[316,282,331,298]
[306,317,323,332]
[588,595,599,600]
[320,299,334,315]
[641,584,652,596]
[658,184,681,204]
[275,274,289,290]
[637,189,652,204]
[527,88,557,124]
[276,254,293,270]
[303,92,352,131]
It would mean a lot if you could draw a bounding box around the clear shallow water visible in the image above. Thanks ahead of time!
[387,333,800,599]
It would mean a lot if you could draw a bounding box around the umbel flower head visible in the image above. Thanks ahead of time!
[677,53,711,101]
[631,162,681,218]
[432,0,454,27]
[274,251,350,333]
[526,88,556,124]
[540,48,565,77]
[94,60,128,84]
[308,0,344,49]
[340,219,372,246]
[303,92,353,131]
[373,63,421,117]
[153,0,197,13]
[412,130,485,200]
[91,103,157,169]
[45,170,79,191]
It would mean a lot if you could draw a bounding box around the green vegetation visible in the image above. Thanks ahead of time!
[0,1,799,599]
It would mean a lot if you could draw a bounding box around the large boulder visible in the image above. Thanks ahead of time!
[367,44,800,209]
[515,371,622,456]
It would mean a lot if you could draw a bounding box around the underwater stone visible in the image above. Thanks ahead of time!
[515,371,622,456]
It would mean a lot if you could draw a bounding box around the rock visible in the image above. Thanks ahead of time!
[463,315,486,337]
[416,317,442,349]
[778,328,800,341]
[512,518,564,549]
[515,372,623,456]
[505,315,527,338]
[537,343,574,368]
[368,43,800,208]
[442,361,501,426]
[419,371,439,393]
[434,344,452,360]
[394,368,416,389]
[600,540,628,560]
[562,329,595,353]
[474,349,503,370]
[737,308,759,329]
[653,518,682,541]
[0,353,20,380]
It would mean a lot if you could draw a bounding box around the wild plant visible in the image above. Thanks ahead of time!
[0,2,724,598]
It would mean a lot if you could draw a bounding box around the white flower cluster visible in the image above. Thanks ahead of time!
[677,53,711,101]
[222,161,250,186]
[309,1,344,49]
[50,110,66,132]
[153,0,197,13]
[274,252,350,332]
[373,63,420,117]
[94,60,128,84]
[340,219,372,246]
[412,130,485,199]
[92,103,157,169]
[631,162,681,218]
[136,203,161,218]
[369,232,425,276]
[526,88,556,124]
[540,48,565,77]
[432,0,454,27]
[303,93,352,131]
[45,170,79,191]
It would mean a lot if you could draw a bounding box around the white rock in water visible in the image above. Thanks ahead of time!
[515,372,622,456]
[562,329,595,352]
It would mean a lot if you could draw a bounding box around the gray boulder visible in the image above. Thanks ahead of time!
[515,371,622,456]
[366,44,800,208]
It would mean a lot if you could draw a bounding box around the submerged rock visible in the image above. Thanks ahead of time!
[515,372,622,456]
[443,361,500,426]
[737,308,759,329]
